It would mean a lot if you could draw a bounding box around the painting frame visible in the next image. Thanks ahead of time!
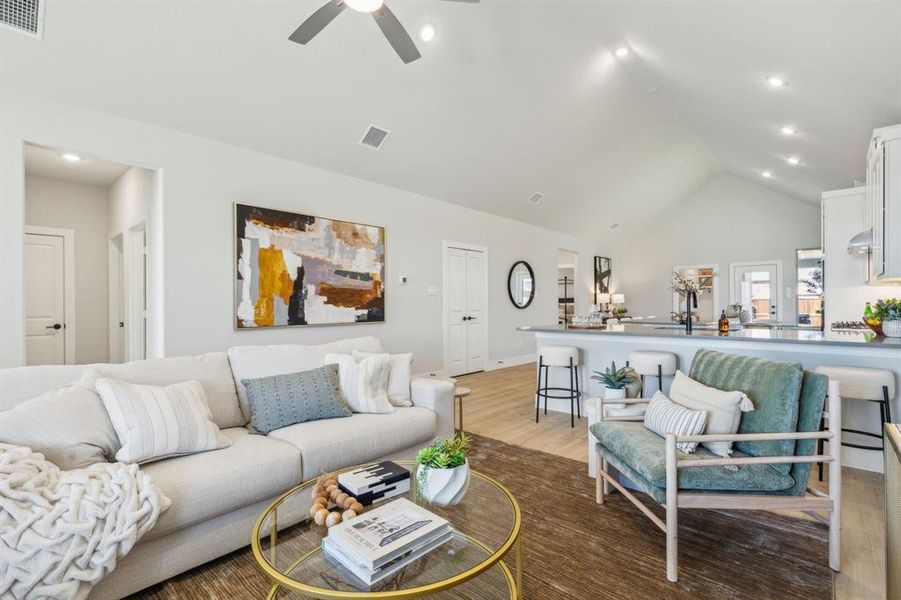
[594,256,611,304]
[233,202,386,330]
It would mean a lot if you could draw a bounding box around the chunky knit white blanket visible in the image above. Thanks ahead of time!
[0,444,171,599]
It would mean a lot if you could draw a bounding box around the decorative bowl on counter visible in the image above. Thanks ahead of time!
[863,316,884,336]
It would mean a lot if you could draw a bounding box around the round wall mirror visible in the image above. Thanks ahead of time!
[508,261,535,309]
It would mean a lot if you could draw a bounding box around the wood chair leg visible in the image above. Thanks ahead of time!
[535,357,543,423]
[666,433,678,582]
[827,380,842,572]
[602,457,611,495]
[596,452,604,505]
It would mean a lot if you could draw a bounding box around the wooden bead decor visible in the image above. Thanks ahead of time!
[309,472,364,527]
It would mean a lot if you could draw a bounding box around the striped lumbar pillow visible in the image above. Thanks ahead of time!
[96,378,231,464]
[643,391,708,453]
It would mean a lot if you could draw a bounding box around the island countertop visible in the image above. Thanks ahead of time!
[518,323,901,350]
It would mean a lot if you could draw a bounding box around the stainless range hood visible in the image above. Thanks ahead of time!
[847,228,872,255]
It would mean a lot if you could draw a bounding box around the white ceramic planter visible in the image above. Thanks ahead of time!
[883,319,901,338]
[604,386,626,400]
[418,461,471,507]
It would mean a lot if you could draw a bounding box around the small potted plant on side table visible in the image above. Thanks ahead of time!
[416,433,472,507]
[875,298,901,337]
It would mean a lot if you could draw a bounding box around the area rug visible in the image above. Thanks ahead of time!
[131,434,831,599]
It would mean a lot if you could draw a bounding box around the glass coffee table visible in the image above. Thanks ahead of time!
[251,462,521,599]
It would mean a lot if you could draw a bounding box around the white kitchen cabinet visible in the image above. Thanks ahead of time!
[868,124,901,283]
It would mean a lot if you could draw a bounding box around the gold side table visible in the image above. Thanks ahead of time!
[454,387,471,433]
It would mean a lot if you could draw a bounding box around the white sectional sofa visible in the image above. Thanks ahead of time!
[0,336,455,599]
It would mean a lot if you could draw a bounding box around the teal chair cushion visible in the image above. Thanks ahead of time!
[782,370,828,496]
[590,421,795,493]
[689,349,803,474]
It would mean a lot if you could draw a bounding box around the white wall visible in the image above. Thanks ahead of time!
[24,175,110,364]
[109,166,154,235]
[1,91,605,371]
[610,174,822,324]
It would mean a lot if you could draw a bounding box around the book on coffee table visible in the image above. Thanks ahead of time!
[322,497,453,586]
[338,461,411,506]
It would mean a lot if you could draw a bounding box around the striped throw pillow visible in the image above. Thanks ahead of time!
[96,378,231,464]
[643,391,708,453]
[324,353,393,414]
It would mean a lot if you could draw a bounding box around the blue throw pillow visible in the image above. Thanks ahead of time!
[242,364,351,434]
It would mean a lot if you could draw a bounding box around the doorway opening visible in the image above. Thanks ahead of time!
[443,241,489,377]
[558,249,579,325]
[23,142,157,365]
[796,248,824,329]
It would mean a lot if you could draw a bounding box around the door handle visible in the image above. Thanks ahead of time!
[46,323,62,330]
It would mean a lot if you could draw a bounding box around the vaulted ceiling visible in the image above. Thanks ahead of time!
[3,1,900,237]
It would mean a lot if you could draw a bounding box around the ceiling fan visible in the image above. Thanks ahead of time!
[289,0,479,64]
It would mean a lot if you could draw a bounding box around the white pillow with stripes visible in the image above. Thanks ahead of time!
[643,391,708,453]
[96,378,231,464]
[324,353,393,414]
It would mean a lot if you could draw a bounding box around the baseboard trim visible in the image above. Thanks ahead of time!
[486,353,536,371]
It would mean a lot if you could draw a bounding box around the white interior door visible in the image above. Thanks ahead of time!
[124,223,147,362]
[444,243,488,377]
[464,250,486,373]
[731,261,782,322]
[24,232,67,365]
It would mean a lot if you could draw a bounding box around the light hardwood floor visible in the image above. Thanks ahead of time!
[457,363,886,600]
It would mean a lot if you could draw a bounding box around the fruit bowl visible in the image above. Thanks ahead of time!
[863,316,884,336]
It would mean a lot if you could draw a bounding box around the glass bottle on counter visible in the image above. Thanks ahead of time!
[718,310,730,334]
[864,302,874,320]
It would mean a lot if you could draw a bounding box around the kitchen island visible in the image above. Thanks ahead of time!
[520,323,901,473]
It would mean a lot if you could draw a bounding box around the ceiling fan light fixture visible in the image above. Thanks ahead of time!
[344,0,384,13]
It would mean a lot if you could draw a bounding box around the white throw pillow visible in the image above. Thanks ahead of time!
[95,378,231,464]
[643,391,708,453]
[0,369,119,469]
[669,370,754,457]
[324,353,394,414]
[352,350,413,407]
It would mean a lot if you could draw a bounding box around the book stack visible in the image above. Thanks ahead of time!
[321,498,453,587]
[338,461,411,506]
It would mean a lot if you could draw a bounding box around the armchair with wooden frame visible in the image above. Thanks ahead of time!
[590,349,841,583]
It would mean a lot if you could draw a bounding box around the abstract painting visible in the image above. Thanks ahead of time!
[594,256,611,303]
[235,204,385,328]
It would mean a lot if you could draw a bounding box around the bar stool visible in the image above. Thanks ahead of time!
[535,345,582,427]
[626,351,678,397]
[815,365,896,481]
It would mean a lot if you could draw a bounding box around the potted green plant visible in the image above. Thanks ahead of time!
[591,361,637,401]
[874,298,901,337]
[415,433,472,507]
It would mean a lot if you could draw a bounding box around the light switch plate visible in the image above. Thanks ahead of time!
[398,275,408,285]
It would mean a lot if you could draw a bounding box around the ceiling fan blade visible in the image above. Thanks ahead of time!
[372,5,421,64]
[289,1,346,45]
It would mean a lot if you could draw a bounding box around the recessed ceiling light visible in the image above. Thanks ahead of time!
[787,156,800,166]
[780,126,797,136]
[60,153,81,162]
[614,47,630,57]
[418,23,436,43]
[344,0,383,13]
[761,170,773,178]
[766,76,787,88]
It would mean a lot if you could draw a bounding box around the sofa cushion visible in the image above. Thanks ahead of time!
[0,369,119,469]
[268,407,436,480]
[1,364,91,410]
[783,371,828,497]
[99,353,244,429]
[140,427,302,541]
[228,336,384,421]
[689,349,804,474]
[590,421,795,493]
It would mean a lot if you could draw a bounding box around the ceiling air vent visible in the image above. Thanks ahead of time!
[1,0,45,39]
[360,125,390,149]
[527,192,545,205]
